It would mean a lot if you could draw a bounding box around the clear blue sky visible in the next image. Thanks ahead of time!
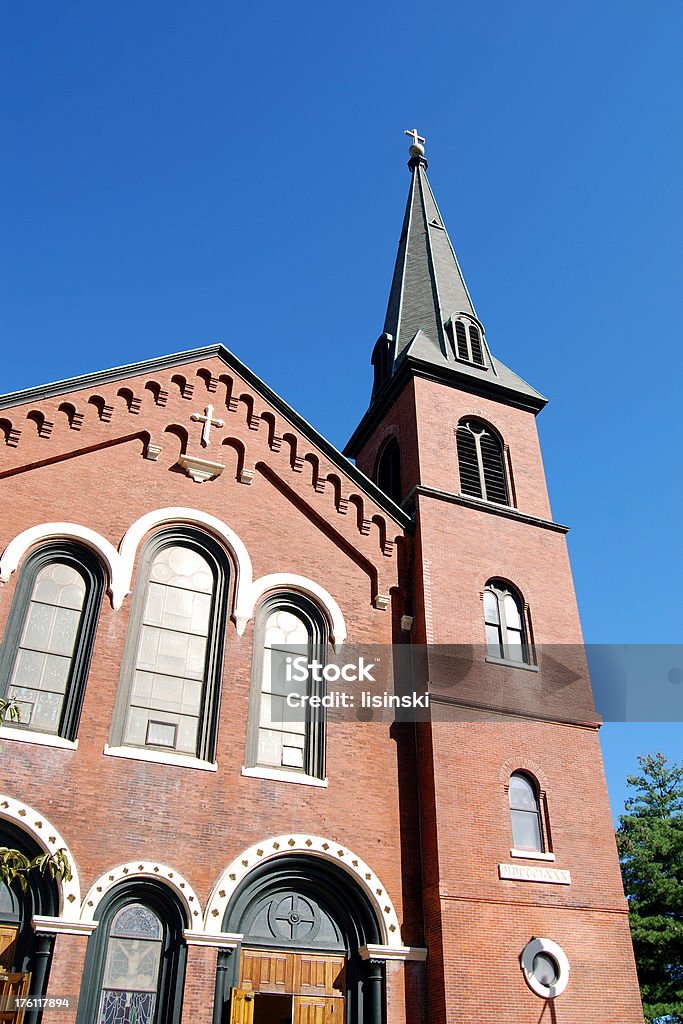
[1,1,681,819]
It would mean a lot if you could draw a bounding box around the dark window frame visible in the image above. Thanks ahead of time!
[75,881,187,1024]
[483,579,530,665]
[0,543,105,741]
[245,593,328,780]
[456,418,510,506]
[111,528,230,762]
[508,771,546,853]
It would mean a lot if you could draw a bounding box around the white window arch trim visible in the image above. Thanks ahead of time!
[520,937,570,998]
[1,512,346,643]
[239,574,347,647]
[0,523,118,600]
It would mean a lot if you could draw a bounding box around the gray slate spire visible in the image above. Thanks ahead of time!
[370,139,546,410]
[384,150,476,360]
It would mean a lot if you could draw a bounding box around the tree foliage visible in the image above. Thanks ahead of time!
[0,698,72,891]
[617,753,683,1023]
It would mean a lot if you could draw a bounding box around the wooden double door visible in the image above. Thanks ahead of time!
[0,925,30,1024]
[231,947,345,1024]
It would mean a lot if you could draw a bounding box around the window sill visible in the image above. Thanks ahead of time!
[103,744,217,772]
[0,726,78,750]
[241,765,328,788]
[485,656,539,673]
[510,848,556,862]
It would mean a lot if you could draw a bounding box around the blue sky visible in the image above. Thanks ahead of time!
[2,1,681,818]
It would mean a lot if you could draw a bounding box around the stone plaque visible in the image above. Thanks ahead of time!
[498,863,571,885]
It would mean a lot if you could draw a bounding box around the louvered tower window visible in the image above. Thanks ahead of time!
[456,419,509,505]
[446,317,486,367]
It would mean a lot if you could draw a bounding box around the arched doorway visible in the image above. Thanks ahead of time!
[0,823,59,1023]
[217,856,384,1024]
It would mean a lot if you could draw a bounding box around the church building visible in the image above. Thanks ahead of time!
[0,134,644,1023]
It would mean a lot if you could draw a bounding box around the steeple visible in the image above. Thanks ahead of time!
[356,132,546,435]
[383,130,477,363]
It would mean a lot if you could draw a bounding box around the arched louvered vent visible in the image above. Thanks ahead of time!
[446,317,487,367]
[455,321,469,361]
[469,325,484,365]
[375,437,402,505]
[456,419,509,505]
[455,425,482,499]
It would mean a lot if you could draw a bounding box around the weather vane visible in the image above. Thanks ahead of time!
[404,128,426,157]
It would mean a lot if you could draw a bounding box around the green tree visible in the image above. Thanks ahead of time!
[0,698,72,892]
[617,753,683,1023]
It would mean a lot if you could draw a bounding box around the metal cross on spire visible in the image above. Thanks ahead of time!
[404,128,426,148]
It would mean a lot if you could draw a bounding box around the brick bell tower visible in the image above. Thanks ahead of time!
[345,133,644,1022]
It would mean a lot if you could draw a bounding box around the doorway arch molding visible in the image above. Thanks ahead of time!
[204,834,402,946]
[0,793,81,918]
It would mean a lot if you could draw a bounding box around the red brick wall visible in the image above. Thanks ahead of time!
[0,358,419,1017]
[354,373,645,1023]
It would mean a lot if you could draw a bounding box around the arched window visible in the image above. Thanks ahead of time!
[374,437,402,504]
[483,580,529,664]
[246,594,328,780]
[111,530,229,762]
[0,544,104,740]
[456,419,509,505]
[76,883,187,1024]
[509,772,545,852]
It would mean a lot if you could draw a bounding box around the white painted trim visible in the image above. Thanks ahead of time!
[81,862,203,931]
[117,507,254,612]
[520,937,570,998]
[238,573,347,645]
[204,834,402,946]
[103,744,217,772]
[240,766,328,788]
[0,513,348,645]
[0,794,81,918]
[32,916,96,937]
[359,944,428,962]
[510,848,556,862]
[0,726,78,750]
[0,523,119,604]
[183,931,243,948]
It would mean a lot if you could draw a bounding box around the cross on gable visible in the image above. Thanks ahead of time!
[190,404,224,447]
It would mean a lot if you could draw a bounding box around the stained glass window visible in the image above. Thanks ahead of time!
[7,563,86,734]
[247,596,327,779]
[98,905,162,1024]
[257,609,310,770]
[123,545,215,755]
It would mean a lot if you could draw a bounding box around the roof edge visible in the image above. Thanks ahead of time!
[0,344,412,531]
[345,357,548,458]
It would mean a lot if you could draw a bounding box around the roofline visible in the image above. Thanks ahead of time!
[0,344,412,530]
[344,355,548,458]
